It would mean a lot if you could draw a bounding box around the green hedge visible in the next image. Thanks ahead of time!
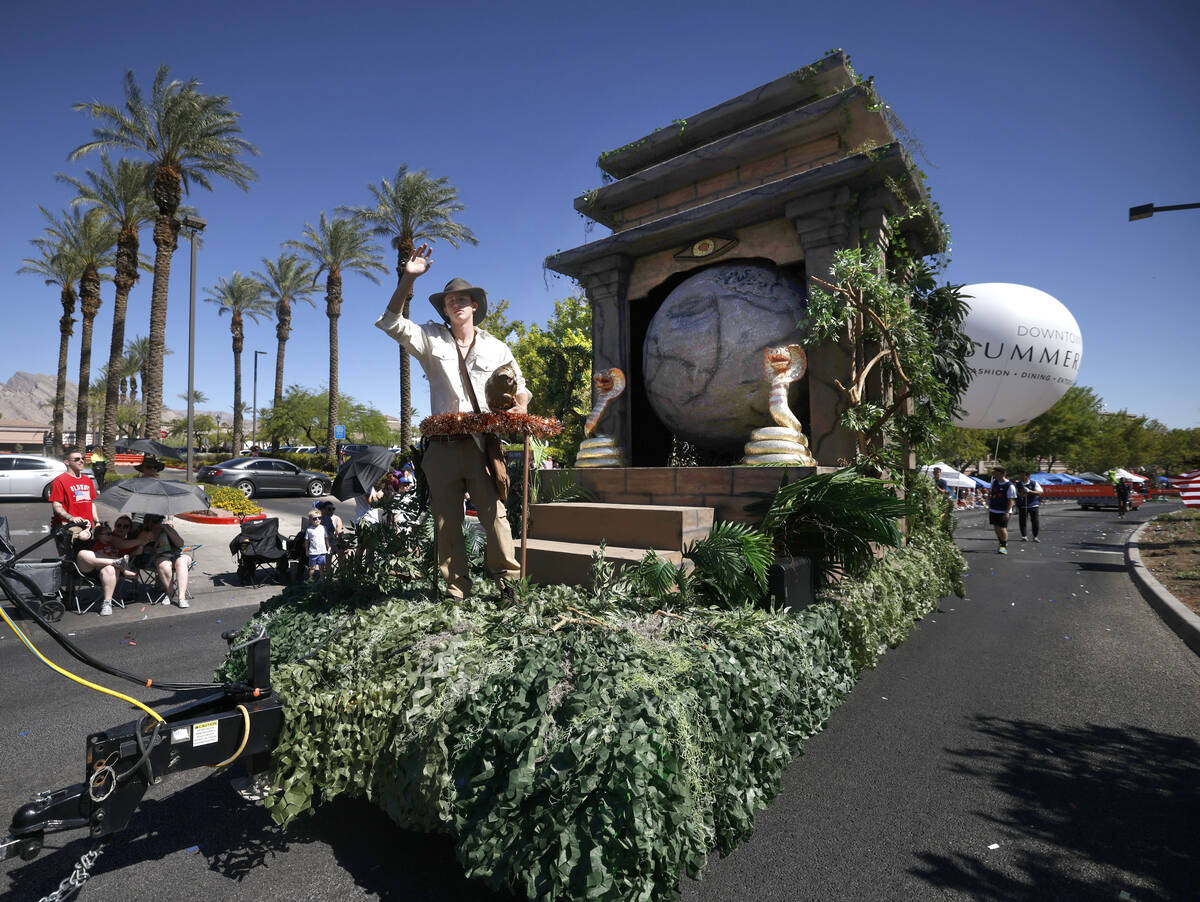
[215,476,965,900]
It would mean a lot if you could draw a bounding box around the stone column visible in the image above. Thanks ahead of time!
[788,187,859,466]
[577,253,633,452]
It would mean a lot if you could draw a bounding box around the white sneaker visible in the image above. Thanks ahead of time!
[175,596,189,608]
[1033,537,1041,543]
[99,600,113,616]
[1021,535,1028,541]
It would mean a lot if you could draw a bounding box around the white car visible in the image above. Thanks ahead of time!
[0,454,92,501]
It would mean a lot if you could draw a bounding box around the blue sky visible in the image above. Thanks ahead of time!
[2,0,1197,429]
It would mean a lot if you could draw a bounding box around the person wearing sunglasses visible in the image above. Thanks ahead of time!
[48,447,98,551]
[75,519,151,616]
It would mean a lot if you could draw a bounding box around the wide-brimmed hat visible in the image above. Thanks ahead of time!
[429,278,487,323]
[135,454,165,473]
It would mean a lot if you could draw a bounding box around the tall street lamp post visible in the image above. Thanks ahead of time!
[1129,202,1200,221]
[180,215,206,482]
[252,349,267,450]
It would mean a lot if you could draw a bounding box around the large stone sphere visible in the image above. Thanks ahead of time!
[643,263,807,452]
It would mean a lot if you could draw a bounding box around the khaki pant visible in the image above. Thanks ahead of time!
[421,438,519,598]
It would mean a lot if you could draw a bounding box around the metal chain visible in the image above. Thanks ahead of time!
[38,843,103,902]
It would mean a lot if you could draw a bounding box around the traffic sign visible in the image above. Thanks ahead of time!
[334,425,346,440]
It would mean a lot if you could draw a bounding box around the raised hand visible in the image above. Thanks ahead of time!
[405,244,433,278]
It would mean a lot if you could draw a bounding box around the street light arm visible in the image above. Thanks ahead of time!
[1129,202,1200,221]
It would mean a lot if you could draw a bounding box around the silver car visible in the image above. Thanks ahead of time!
[0,454,79,501]
[196,457,330,499]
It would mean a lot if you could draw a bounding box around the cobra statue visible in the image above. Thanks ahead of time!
[742,345,817,466]
[575,368,627,468]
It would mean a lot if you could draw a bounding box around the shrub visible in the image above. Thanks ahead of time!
[199,483,264,517]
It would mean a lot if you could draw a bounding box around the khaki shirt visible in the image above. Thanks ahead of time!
[374,310,528,421]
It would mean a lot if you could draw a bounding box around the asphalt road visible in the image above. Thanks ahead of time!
[1,500,1196,901]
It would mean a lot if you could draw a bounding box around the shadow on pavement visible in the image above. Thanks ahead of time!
[910,715,1200,901]
[5,777,517,901]
[1072,561,1128,574]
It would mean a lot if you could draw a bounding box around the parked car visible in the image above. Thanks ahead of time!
[0,454,93,501]
[196,457,331,499]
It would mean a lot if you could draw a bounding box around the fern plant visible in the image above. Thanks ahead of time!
[750,467,910,587]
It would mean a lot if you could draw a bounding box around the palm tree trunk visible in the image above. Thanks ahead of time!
[75,264,102,450]
[396,240,415,451]
[272,299,290,448]
[325,271,343,471]
[232,314,245,453]
[145,168,182,442]
[102,231,138,462]
[54,287,77,455]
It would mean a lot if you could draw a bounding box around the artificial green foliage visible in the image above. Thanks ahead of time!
[752,467,909,586]
[218,584,857,901]
[213,467,965,900]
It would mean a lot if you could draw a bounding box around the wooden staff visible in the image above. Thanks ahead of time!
[521,435,530,579]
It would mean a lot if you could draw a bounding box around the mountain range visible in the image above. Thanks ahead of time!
[0,372,230,425]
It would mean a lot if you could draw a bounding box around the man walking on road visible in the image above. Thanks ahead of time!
[1014,470,1043,542]
[375,244,529,604]
[1115,477,1132,518]
[988,466,1017,554]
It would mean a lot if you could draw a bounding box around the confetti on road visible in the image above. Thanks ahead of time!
[1063,636,1070,639]
[185,845,200,853]
[881,697,888,701]
[987,843,1000,850]
[18,730,30,736]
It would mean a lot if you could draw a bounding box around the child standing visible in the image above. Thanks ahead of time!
[305,509,329,579]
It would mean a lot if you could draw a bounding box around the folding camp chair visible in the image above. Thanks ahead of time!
[229,518,289,586]
[136,545,200,605]
[0,517,66,622]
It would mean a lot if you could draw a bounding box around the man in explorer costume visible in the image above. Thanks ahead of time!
[375,243,528,603]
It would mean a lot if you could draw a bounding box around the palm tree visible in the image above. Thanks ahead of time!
[124,335,170,435]
[343,167,477,449]
[70,64,259,442]
[252,253,318,425]
[18,238,83,455]
[286,215,385,469]
[58,155,157,462]
[204,272,272,454]
[37,206,118,449]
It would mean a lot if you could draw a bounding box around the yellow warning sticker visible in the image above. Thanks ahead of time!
[193,720,219,747]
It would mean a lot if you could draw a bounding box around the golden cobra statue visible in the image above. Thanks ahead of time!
[743,345,817,466]
[575,368,627,468]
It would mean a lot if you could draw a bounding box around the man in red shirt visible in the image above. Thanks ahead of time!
[48,447,98,546]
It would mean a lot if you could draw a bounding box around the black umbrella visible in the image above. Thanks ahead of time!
[115,438,186,460]
[98,477,211,518]
[331,446,395,501]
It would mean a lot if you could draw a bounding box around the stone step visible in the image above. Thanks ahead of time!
[516,538,688,588]
[527,502,713,552]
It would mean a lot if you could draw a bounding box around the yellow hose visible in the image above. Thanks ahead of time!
[0,605,165,724]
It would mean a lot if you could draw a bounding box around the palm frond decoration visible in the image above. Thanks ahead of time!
[684,520,774,607]
[751,467,910,586]
[621,550,679,600]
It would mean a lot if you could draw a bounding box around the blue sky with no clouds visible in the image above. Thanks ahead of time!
[1,0,1196,428]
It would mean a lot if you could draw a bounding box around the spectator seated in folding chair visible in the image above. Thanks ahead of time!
[0,515,66,622]
[229,517,289,586]
[68,519,150,616]
[135,514,194,608]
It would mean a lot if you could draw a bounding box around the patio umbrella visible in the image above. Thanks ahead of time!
[98,477,210,518]
[115,438,186,460]
[331,445,395,501]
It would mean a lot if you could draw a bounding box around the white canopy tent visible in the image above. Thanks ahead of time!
[1110,468,1147,483]
[921,462,977,490]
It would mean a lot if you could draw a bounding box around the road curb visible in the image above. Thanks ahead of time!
[1126,518,1200,656]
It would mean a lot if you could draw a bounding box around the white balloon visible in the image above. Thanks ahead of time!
[954,283,1082,429]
